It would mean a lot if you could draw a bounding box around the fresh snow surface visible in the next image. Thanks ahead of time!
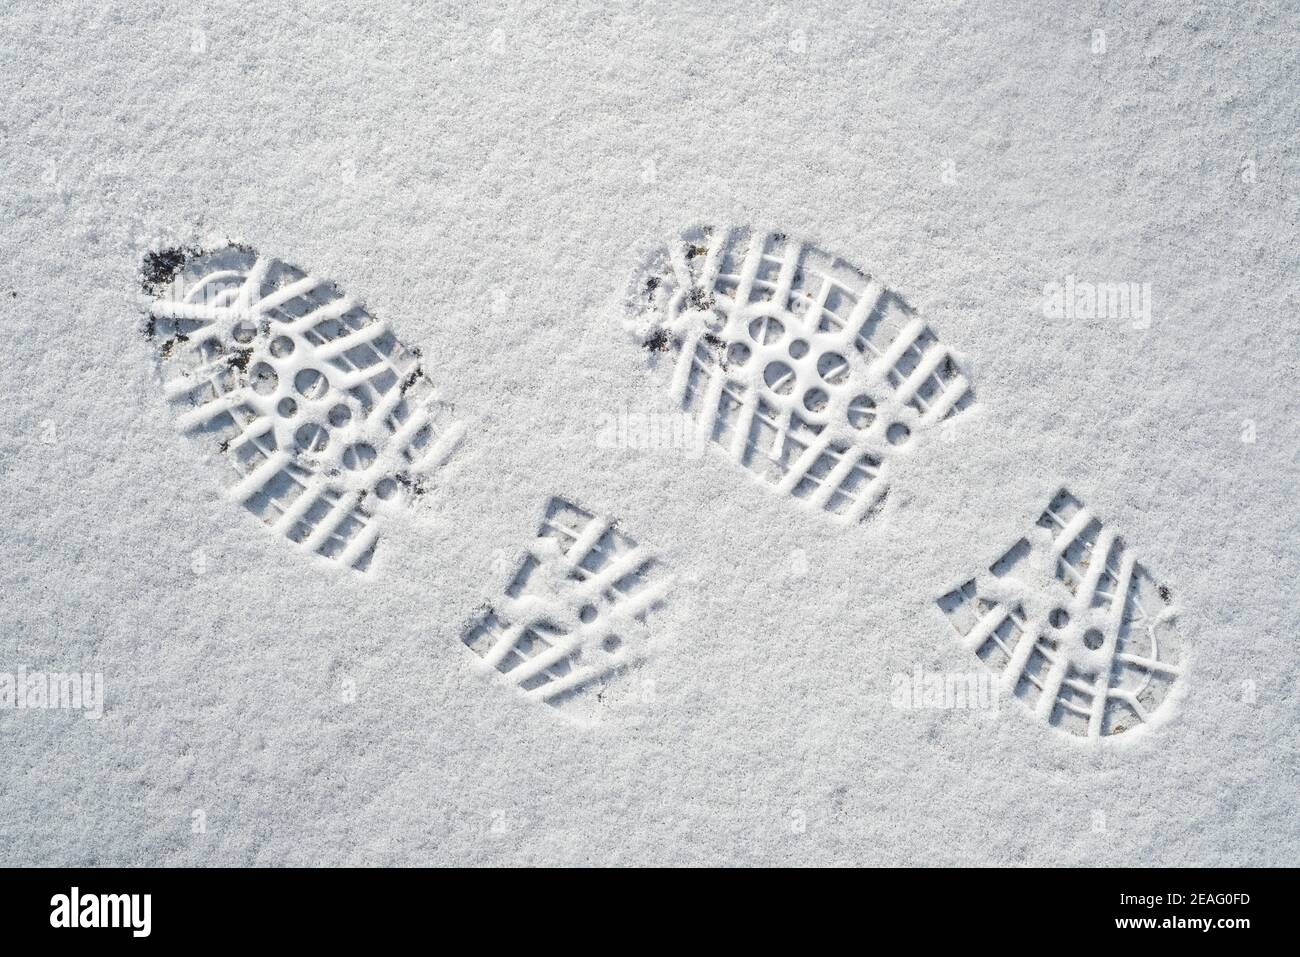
[0,1,1297,866]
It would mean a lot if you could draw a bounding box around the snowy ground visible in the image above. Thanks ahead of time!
[1,1,1296,866]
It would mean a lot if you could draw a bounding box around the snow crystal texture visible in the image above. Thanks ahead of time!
[0,1,1296,866]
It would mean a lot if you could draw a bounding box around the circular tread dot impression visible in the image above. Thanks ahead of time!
[342,442,377,471]
[249,362,278,395]
[763,361,796,395]
[328,403,352,428]
[803,387,829,412]
[847,394,876,429]
[294,422,329,452]
[748,315,785,345]
[294,368,329,400]
[816,351,849,384]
